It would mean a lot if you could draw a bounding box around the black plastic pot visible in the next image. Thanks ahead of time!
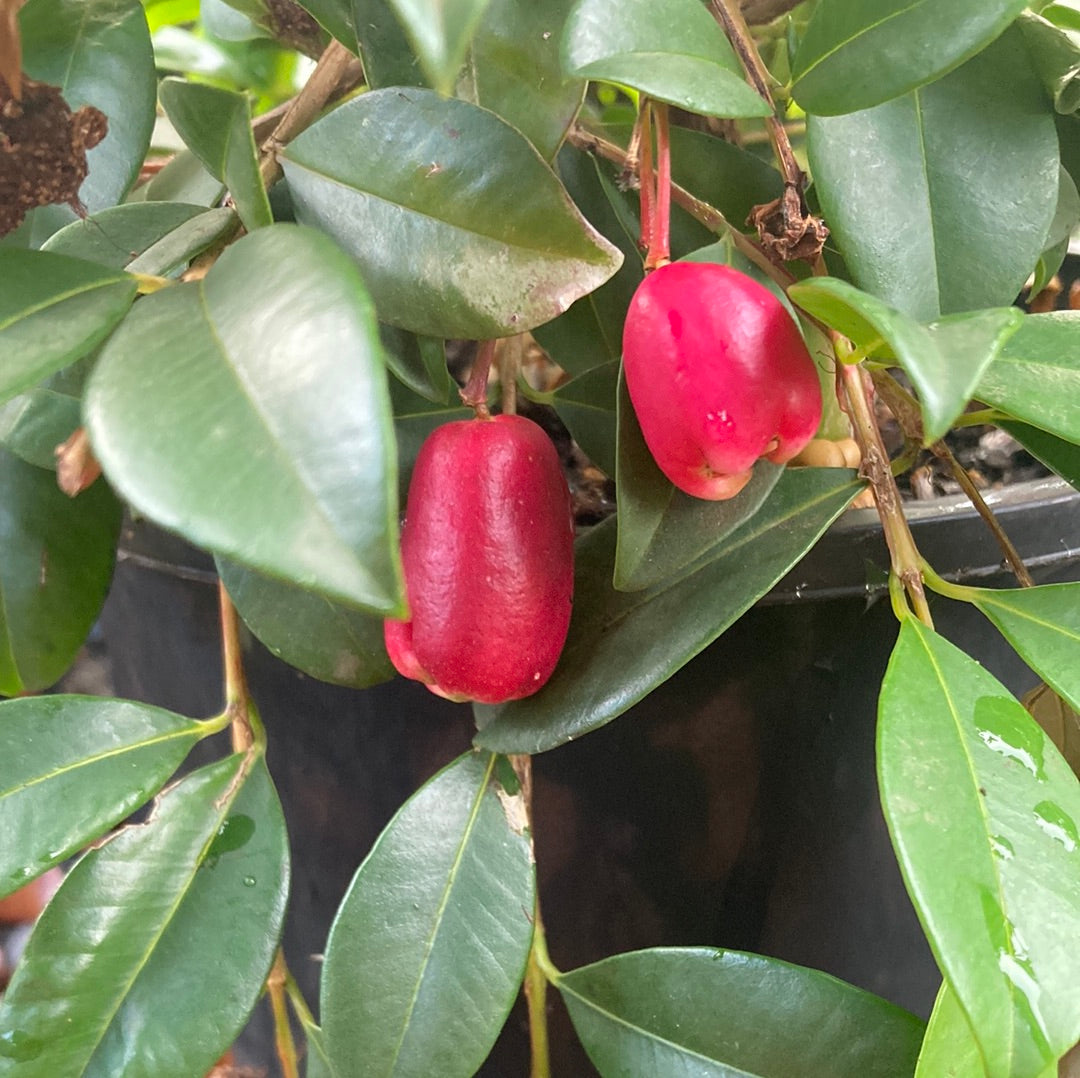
[77,476,1080,1075]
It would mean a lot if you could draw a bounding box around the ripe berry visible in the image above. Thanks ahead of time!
[384,414,574,704]
[622,262,823,499]
[0,867,64,923]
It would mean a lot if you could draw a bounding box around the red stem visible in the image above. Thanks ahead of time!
[637,102,655,259]
[646,102,672,270]
[460,340,497,418]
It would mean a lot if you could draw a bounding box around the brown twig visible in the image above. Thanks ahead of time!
[218,581,255,752]
[268,950,300,1078]
[258,39,358,187]
[460,340,497,418]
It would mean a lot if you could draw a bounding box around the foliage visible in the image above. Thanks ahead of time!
[2,0,1080,1075]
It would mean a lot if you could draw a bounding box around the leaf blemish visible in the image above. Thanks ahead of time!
[495,783,529,842]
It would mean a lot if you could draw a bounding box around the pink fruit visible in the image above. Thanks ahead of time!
[622,261,823,499]
[0,866,63,923]
[384,414,574,704]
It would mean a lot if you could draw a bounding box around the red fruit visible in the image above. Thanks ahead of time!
[0,867,63,923]
[622,261,822,500]
[384,414,574,704]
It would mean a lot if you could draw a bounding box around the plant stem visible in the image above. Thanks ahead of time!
[645,102,672,270]
[565,125,793,287]
[258,38,356,187]
[268,949,300,1078]
[218,581,255,752]
[872,372,1035,588]
[460,340,497,418]
[836,359,933,627]
[508,752,554,1078]
[707,0,801,187]
[637,101,655,258]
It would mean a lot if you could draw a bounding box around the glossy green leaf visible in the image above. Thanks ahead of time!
[0,696,210,898]
[963,582,1080,721]
[1000,421,1080,487]
[0,389,81,469]
[42,203,209,269]
[790,277,1023,442]
[475,468,860,753]
[791,0,1026,115]
[461,0,584,161]
[0,250,136,405]
[281,89,622,339]
[915,982,991,1078]
[20,0,156,234]
[301,1021,336,1078]
[0,755,289,1078]
[615,373,783,591]
[977,313,1080,446]
[1029,167,1080,295]
[0,449,122,695]
[878,620,1080,1077]
[217,556,395,689]
[159,79,272,232]
[85,224,404,614]
[807,30,1058,322]
[322,751,534,1078]
[381,325,452,405]
[352,0,423,87]
[548,360,619,478]
[132,149,226,207]
[560,948,924,1077]
[561,0,770,119]
[531,145,643,377]
[1019,11,1080,115]
[384,0,491,94]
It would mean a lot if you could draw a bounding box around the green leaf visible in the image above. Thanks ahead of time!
[0,449,122,695]
[977,313,1080,446]
[352,0,423,87]
[963,582,1080,721]
[85,224,404,614]
[20,0,156,233]
[0,696,210,898]
[295,0,356,50]
[789,277,1024,442]
[878,620,1080,1077]
[1019,11,1080,115]
[42,203,210,269]
[0,755,289,1078]
[531,145,643,377]
[381,325,452,405]
[615,372,784,591]
[0,250,136,406]
[560,948,925,1077]
[561,0,771,119]
[807,29,1058,322]
[384,0,492,94]
[301,1022,336,1078]
[281,89,623,339]
[1000,420,1080,487]
[389,378,473,498]
[321,751,534,1078]
[132,149,226,207]
[158,79,272,232]
[475,468,860,753]
[1029,167,1080,295]
[790,0,1027,115]
[547,360,619,478]
[217,556,395,689]
[0,389,82,470]
[461,0,584,161]
[915,982,992,1078]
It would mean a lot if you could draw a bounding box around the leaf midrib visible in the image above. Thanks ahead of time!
[386,753,497,1074]
[0,277,132,336]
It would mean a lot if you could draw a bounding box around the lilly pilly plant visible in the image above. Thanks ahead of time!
[2,0,1080,1074]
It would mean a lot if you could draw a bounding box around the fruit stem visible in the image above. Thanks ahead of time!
[872,371,1035,588]
[460,339,497,418]
[566,125,792,287]
[645,102,672,270]
[637,101,656,260]
[218,581,257,752]
[268,949,300,1078]
[499,336,522,416]
[836,358,934,627]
